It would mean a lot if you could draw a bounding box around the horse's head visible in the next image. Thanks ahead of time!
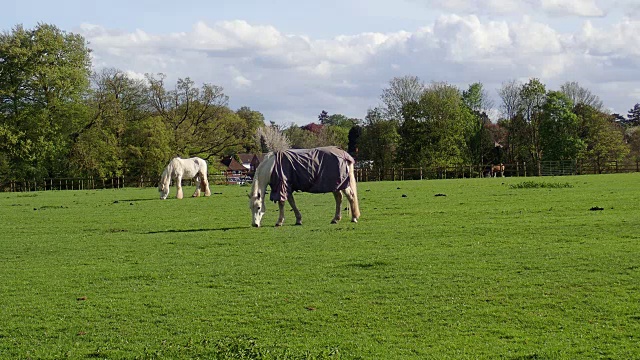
[158,182,169,200]
[248,191,265,227]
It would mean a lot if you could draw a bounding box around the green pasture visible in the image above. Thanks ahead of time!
[1,174,639,359]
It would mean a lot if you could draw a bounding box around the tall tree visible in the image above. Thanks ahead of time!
[540,91,583,161]
[497,79,522,121]
[463,83,495,164]
[518,78,547,175]
[236,106,266,153]
[358,108,399,172]
[71,68,150,178]
[560,81,603,111]
[145,74,247,160]
[380,75,425,123]
[462,82,494,114]
[397,82,474,168]
[0,23,91,179]
[575,104,629,173]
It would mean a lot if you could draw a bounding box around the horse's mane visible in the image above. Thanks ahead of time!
[250,152,275,197]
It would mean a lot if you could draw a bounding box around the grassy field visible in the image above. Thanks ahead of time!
[0,173,639,359]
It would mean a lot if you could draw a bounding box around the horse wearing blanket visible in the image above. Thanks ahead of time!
[158,157,211,200]
[248,147,360,227]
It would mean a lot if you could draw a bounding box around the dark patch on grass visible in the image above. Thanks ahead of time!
[146,226,245,234]
[117,198,156,202]
[589,206,604,211]
[107,228,128,233]
[35,205,68,210]
[434,193,447,197]
[509,181,574,189]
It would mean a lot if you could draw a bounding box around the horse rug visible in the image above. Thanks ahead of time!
[269,147,354,202]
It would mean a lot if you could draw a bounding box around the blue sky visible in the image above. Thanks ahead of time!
[4,0,640,125]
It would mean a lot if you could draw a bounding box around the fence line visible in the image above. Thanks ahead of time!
[2,160,639,192]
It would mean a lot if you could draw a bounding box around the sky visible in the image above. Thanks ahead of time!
[4,0,640,125]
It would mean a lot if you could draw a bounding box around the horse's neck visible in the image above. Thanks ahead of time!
[162,165,174,183]
[253,155,274,196]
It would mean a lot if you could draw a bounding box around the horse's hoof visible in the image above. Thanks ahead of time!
[295,222,302,226]
[351,218,358,223]
[330,220,338,224]
[275,223,282,227]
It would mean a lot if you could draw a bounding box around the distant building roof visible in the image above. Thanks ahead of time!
[237,153,254,164]
[221,156,247,172]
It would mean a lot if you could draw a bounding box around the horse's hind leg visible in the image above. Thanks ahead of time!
[287,194,302,225]
[331,191,343,224]
[202,175,211,196]
[343,187,358,223]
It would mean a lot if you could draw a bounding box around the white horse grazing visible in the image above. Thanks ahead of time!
[248,147,360,227]
[158,157,212,200]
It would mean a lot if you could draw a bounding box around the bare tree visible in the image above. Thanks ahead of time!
[560,81,603,111]
[380,75,425,123]
[255,125,290,152]
[497,79,522,120]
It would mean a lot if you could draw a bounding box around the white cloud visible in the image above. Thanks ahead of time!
[541,0,605,17]
[78,13,640,125]
[410,0,606,17]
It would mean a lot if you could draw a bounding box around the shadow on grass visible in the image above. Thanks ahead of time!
[114,198,157,202]
[146,226,246,234]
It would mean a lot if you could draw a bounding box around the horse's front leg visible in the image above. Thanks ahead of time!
[331,191,343,224]
[176,175,184,199]
[192,176,202,197]
[276,201,286,226]
[287,194,303,225]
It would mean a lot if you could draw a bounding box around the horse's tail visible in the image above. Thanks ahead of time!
[348,162,360,219]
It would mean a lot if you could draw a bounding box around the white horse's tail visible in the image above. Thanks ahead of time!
[348,162,360,219]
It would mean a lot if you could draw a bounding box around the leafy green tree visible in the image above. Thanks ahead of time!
[236,106,266,153]
[627,128,640,162]
[501,114,530,164]
[397,82,474,168]
[518,78,547,175]
[122,115,173,183]
[358,108,399,172]
[463,83,495,164]
[540,91,583,161]
[575,104,629,173]
[0,23,91,179]
[284,124,320,149]
[146,74,247,160]
[71,69,148,178]
[462,82,494,114]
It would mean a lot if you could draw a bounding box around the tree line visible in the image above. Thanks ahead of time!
[2,24,640,185]
[357,76,639,176]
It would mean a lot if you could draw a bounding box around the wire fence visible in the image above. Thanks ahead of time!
[2,160,639,192]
